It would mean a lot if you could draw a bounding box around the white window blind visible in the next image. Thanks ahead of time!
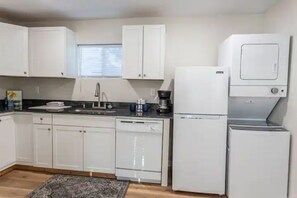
[79,44,122,77]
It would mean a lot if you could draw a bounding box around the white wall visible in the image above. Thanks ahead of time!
[264,0,297,197]
[12,15,264,103]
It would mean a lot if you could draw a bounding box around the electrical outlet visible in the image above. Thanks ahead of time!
[150,89,156,97]
[35,86,40,94]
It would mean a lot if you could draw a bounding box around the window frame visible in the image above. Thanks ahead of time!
[78,44,123,78]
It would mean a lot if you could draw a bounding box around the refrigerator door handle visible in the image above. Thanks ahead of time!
[180,115,221,120]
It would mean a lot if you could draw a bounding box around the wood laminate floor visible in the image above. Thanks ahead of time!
[0,170,227,198]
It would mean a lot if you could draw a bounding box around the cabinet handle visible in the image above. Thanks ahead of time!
[273,63,278,73]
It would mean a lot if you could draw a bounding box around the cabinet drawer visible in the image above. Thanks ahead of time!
[33,114,52,124]
[53,115,115,128]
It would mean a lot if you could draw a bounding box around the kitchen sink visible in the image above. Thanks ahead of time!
[69,108,116,115]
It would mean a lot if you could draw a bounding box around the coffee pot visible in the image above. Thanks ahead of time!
[157,90,172,113]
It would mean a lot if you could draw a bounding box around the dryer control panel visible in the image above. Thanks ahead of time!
[230,85,287,97]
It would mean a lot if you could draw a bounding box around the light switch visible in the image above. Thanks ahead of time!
[35,86,40,94]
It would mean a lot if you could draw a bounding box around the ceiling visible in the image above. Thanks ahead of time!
[0,0,281,22]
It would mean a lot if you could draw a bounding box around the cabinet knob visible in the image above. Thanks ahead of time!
[84,130,86,133]
[40,118,43,121]
[138,74,141,77]
[24,71,27,75]
[61,72,64,76]
[48,128,51,131]
[143,74,146,77]
[0,119,1,122]
[79,130,82,133]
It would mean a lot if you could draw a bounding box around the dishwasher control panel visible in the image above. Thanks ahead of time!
[116,119,163,133]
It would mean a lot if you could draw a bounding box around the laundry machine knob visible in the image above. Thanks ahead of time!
[271,88,279,94]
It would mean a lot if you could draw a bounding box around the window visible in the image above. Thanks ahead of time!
[79,44,122,77]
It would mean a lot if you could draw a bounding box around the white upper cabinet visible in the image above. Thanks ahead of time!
[122,26,143,79]
[122,25,165,80]
[29,27,77,78]
[0,22,28,77]
[143,25,165,80]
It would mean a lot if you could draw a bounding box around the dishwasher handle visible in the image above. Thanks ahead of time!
[119,120,159,124]
[179,115,221,120]
[116,129,162,134]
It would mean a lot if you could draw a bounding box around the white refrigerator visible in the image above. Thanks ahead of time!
[173,66,228,195]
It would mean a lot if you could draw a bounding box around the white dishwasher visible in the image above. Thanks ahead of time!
[116,119,163,183]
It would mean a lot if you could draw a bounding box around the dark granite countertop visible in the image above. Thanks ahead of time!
[0,100,173,119]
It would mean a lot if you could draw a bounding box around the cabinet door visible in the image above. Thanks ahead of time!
[53,126,83,171]
[84,127,115,173]
[15,114,33,165]
[240,44,279,80]
[0,116,16,169]
[0,22,28,76]
[143,25,165,80]
[122,25,143,79]
[33,124,52,168]
[29,27,66,77]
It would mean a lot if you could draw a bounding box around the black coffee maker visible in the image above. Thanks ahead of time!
[157,90,172,113]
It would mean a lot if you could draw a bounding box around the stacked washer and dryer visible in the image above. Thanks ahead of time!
[219,34,291,198]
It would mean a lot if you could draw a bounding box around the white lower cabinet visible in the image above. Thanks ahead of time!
[52,125,115,173]
[0,115,16,170]
[15,114,33,165]
[1,113,116,175]
[53,126,84,171]
[33,124,53,168]
[84,127,115,173]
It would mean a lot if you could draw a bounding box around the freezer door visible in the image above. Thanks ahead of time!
[172,114,227,195]
[174,66,228,115]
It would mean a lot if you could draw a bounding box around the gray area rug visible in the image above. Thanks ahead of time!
[26,175,129,198]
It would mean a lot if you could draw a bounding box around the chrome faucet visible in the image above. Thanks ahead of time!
[93,82,107,109]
